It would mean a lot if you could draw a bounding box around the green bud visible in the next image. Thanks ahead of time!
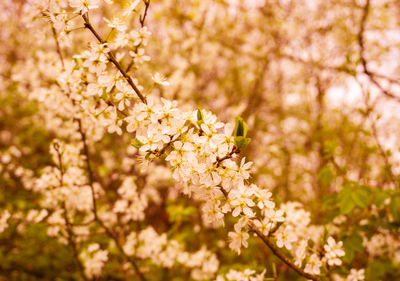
[233,116,247,137]
[196,108,204,126]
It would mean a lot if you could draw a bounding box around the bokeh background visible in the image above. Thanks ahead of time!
[0,0,400,280]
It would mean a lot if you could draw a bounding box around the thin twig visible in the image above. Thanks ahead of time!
[54,144,89,281]
[357,0,400,102]
[249,221,321,281]
[77,120,147,281]
[82,13,147,104]
[50,24,65,69]
[215,150,322,281]
[139,0,150,27]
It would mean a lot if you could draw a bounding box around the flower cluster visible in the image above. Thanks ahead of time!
[216,269,266,281]
[123,226,219,280]
[80,243,108,279]
[4,0,399,280]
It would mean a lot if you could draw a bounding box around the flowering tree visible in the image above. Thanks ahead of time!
[0,0,399,280]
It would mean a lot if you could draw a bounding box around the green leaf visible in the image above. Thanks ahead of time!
[234,136,251,149]
[338,185,355,214]
[340,195,355,214]
[342,232,363,264]
[318,166,334,186]
[373,190,389,208]
[344,232,364,252]
[132,137,144,149]
[389,194,400,221]
[366,260,387,280]
[322,193,337,211]
[323,140,338,158]
[233,117,247,137]
[342,246,354,264]
[351,189,370,208]
[323,208,340,224]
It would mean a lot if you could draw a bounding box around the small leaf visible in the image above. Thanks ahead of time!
[373,190,389,208]
[132,137,144,149]
[344,232,364,253]
[233,116,247,137]
[323,140,338,158]
[366,260,387,280]
[339,189,355,215]
[389,194,400,221]
[342,246,354,263]
[351,189,370,208]
[318,166,334,186]
[234,136,251,149]
[322,193,337,211]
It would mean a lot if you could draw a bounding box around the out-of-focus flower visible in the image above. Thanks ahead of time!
[152,72,170,86]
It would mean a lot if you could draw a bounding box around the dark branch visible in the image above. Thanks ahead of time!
[139,0,150,27]
[357,0,400,102]
[82,13,147,104]
[77,120,147,281]
[249,221,322,281]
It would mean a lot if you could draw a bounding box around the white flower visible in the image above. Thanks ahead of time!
[228,227,249,255]
[275,226,297,250]
[323,236,345,266]
[228,185,255,217]
[221,268,266,281]
[80,243,108,279]
[264,208,285,223]
[237,157,252,180]
[250,184,275,210]
[0,210,10,232]
[104,17,127,32]
[130,48,150,64]
[253,218,274,236]
[304,254,322,275]
[129,27,151,46]
[123,232,137,256]
[152,73,170,86]
[69,0,99,13]
[294,240,307,267]
[123,0,141,16]
[346,269,365,281]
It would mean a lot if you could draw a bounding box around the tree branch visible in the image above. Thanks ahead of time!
[77,120,147,281]
[357,0,400,102]
[139,0,150,27]
[54,143,89,281]
[249,221,322,281]
[82,13,147,104]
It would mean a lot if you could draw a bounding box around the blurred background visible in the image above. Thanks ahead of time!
[0,0,400,280]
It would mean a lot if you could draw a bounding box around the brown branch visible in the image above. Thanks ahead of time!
[54,143,89,281]
[139,0,150,27]
[279,53,400,88]
[249,221,322,281]
[214,149,321,281]
[51,19,128,117]
[221,184,322,281]
[82,13,147,104]
[358,81,397,187]
[50,23,65,69]
[370,118,397,187]
[357,0,400,102]
[77,120,147,281]
[62,205,89,281]
[216,147,240,167]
